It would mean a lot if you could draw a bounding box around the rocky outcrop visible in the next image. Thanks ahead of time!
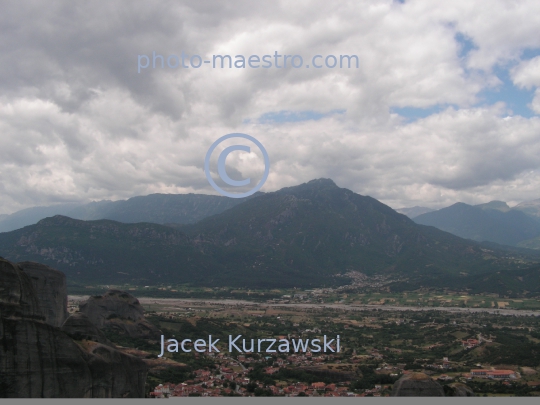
[445,383,475,396]
[79,290,161,339]
[0,257,43,322]
[391,372,445,397]
[0,257,148,398]
[61,312,114,347]
[77,341,148,398]
[18,261,68,327]
[0,258,92,397]
[0,313,94,397]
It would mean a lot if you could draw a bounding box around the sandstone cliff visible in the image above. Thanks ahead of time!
[0,257,148,398]
[61,312,114,347]
[75,340,148,398]
[0,257,92,397]
[391,372,445,397]
[18,261,69,327]
[446,382,475,396]
[79,289,161,340]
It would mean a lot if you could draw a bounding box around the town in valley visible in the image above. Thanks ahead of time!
[69,288,540,397]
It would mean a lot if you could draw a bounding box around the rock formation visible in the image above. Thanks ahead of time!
[18,261,69,327]
[391,372,445,397]
[74,341,148,398]
[0,257,148,398]
[79,289,161,339]
[0,257,92,397]
[61,312,114,347]
[445,383,475,396]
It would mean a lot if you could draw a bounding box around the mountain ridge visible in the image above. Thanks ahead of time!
[395,206,434,218]
[0,179,535,290]
[0,193,248,233]
[414,202,540,247]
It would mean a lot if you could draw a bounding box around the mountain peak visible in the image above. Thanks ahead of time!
[37,215,75,225]
[272,178,340,197]
[475,200,510,212]
[513,198,540,218]
[305,178,337,187]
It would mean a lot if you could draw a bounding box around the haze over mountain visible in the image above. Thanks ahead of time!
[0,203,86,233]
[395,206,434,219]
[414,201,540,248]
[0,194,246,233]
[513,199,540,219]
[0,179,534,291]
[475,201,511,212]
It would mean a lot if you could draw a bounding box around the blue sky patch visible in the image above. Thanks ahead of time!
[521,48,540,60]
[455,32,477,59]
[391,105,456,121]
[391,44,540,121]
[256,109,346,124]
[478,65,536,118]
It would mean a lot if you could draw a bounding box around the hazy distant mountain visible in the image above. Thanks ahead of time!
[0,194,246,232]
[0,214,8,221]
[517,237,540,250]
[96,193,247,224]
[0,179,529,290]
[0,203,88,233]
[395,206,434,218]
[509,199,540,249]
[414,202,540,246]
[513,198,540,218]
[475,200,510,212]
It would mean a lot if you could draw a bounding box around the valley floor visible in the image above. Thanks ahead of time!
[69,294,540,397]
[69,296,540,317]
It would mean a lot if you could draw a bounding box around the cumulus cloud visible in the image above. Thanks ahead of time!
[1,0,540,213]
[512,56,540,114]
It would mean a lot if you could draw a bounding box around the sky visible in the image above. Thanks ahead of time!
[1,0,540,214]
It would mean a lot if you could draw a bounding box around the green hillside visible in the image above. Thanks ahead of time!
[392,265,540,297]
[0,215,223,285]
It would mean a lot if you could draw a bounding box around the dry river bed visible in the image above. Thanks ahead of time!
[68,296,540,317]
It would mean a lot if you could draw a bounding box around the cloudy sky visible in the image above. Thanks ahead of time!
[1,0,540,214]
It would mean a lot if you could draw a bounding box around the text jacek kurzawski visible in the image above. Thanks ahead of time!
[158,335,340,357]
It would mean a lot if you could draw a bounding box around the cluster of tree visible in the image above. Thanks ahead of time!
[148,367,191,386]
[350,366,398,390]
[248,363,338,386]
[472,329,540,367]
[246,364,278,386]
[102,330,156,351]
[482,342,540,367]
[246,382,274,396]
[468,381,537,396]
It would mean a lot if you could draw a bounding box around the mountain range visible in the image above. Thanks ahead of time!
[395,206,434,218]
[412,201,540,248]
[0,179,537,292]
[0,194,245,232]
[5,192,540,252]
